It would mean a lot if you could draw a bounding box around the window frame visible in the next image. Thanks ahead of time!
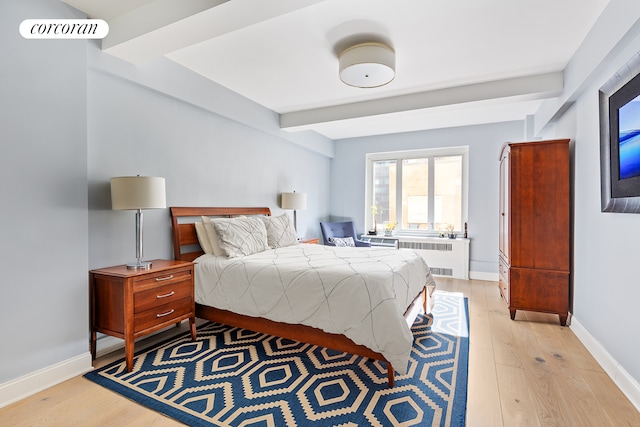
[364,146,469,236]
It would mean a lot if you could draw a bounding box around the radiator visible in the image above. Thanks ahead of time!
[397,236,470,279]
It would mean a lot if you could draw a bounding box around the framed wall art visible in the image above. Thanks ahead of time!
[600,51,640,213]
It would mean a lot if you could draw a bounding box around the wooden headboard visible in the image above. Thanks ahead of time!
[169,207,272,261]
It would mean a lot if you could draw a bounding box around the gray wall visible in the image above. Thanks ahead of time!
[538,31,640,385]
[330,121,524,275]
[88,69,331,270]
[0,0,331,388]
[0,0,89,382]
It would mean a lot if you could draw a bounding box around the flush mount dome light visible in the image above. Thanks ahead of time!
[339,42,395,88]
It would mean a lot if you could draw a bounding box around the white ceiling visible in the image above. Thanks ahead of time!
[64,0,610,140]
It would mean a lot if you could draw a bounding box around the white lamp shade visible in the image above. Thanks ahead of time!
[281,192,307,210]
[110,176,166,210]
[339,42,395,88]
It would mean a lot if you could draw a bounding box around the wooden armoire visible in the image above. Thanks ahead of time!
[498,139,570,326]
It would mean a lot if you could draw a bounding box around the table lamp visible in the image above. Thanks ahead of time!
[110,176,166,269]
[281,191,307,232]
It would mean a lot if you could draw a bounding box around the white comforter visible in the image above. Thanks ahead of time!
[194,244,436,374]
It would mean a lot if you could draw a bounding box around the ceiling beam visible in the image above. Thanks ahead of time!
[280,72,563,131]
[533,0,640,135]
[102,0,228,51]
[95,0,327,64]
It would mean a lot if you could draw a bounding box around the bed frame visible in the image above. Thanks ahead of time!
[170,206,428,387]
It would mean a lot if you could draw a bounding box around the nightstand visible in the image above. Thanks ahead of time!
[300,238,319,244]
[89,259,196,371]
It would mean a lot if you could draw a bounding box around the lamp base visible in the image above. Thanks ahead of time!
[126,261,152,270]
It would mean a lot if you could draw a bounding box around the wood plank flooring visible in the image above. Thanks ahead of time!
[1,278,638,426]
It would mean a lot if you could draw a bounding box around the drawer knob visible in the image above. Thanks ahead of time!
[156,309,175,318]
[156,291,175,299]
[155,275,174,282]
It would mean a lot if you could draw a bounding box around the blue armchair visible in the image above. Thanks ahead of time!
[320,221,371,247]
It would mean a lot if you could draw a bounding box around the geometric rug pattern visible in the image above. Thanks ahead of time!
[85,290,469,426]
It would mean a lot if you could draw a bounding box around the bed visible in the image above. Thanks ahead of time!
[170,206,436,387]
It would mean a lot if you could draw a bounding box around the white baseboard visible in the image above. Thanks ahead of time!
[570,316,640,412]
[4,307,636,418]
[0,352,93,409]
[469,270,499,281]
[0,321,198,410]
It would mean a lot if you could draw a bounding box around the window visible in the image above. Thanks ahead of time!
[365,146,468,234]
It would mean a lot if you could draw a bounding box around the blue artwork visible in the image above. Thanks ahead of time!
[619,95,640,179]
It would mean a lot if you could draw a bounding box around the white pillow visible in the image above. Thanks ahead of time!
[194,221,213,254]
[260,214,298,248]
[200,216,226,257]
[213,216,270,258]
[330,236,355,247]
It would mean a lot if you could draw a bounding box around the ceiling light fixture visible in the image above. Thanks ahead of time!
[339,42,395,88]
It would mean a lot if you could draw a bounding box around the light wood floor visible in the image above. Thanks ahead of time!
[1,278,639,426]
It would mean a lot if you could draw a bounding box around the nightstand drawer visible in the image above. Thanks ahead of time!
[134,297,193,333]
[134,267,192,290]
[134,279,193,313]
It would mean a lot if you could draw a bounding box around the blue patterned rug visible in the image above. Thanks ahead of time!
[85,291,469,426]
